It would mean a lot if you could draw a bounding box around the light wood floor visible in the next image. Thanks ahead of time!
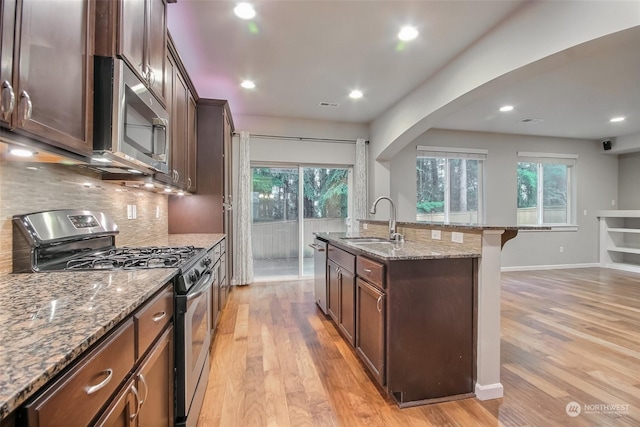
[198,268,640,426]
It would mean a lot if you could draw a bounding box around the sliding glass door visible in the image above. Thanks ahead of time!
[251,165,350,279]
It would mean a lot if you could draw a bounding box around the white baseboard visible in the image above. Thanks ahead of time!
[475,383,504,400]
[501,263,600,272]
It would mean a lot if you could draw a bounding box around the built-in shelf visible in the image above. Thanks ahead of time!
[598,210,640,273]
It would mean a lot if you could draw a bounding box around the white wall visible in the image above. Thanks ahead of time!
[389,129,618,268]
[619,152,640,209]
[368,1,640,200]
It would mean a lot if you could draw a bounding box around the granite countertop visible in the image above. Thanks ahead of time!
[0,233,225,420]
[316,232,481,261]
[360,219,549,231]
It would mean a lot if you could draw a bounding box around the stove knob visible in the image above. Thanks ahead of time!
[188,271,198,284]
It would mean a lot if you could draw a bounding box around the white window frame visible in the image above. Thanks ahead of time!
[516,152,578,226]
[416,146,487,224]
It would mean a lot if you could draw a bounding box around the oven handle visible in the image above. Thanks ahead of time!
[186,270,213,301]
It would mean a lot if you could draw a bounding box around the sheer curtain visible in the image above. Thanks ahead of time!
[353,138,368,230]
[235,131,254,285]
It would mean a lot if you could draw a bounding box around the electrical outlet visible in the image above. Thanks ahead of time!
[431,230,441,240]
[612,199,616,206]
[559,246,564,253]
[583,209,587,216]
[132,205,137,219]
[451,232,464,244]
[156,206,160,219]
[363,223,368,230]
[127,205,133,220]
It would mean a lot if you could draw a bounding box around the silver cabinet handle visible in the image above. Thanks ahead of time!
[175,170,180,183]
[1,80,15,120]
[187,177,192,189]
[138,372,148,405]
[308,244,325,251]
[152,311,166,322]
[85,368,113,395]
[19,90,32,126]
[364,268,372,273]
[376,295,383,313]
[130,384,141,421]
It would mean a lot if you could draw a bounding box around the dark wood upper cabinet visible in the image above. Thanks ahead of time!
[0,0,94,156]
[97,0,167,106]
[186,92,197,192]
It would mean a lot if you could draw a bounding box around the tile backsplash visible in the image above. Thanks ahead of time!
[0,161,169,273]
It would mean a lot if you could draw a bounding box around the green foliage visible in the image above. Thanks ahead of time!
[417,200,445,213]
[517,163,538,208]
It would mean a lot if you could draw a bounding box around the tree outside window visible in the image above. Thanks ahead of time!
[516,154,575,225]
[416,148,484,224]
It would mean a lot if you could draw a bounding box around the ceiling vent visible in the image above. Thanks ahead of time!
[319,102,340,108]
[520,118,544,123]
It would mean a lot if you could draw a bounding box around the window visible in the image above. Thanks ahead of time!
[516,152,577,226]
[416,146,486,224]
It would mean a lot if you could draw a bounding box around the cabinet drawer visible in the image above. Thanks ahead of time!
[135,284,173,359]
[328,245,355,273]
[357,256,385,289]
[213,243,221,262]
[25,319,135,427]
[220,238,226,254]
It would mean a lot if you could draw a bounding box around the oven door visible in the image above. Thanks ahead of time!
[176,269,212,420]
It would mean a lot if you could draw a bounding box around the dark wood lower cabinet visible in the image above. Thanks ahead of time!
[356,278,385,386]
[95,378,138,427]
[338,268,356,346]
[327,260,340,324]
[136,326,173,426]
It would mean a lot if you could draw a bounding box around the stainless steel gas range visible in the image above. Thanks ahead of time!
[12,209,213,427]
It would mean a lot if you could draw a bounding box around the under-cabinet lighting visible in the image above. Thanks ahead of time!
[610,117,625,123]
[177,191,185,196]
[9,148,35,157]
[127,169,143,174]
[234,3,256,20]
[144,183,154,188]
[164,188,172,193]
[91,157,112,163]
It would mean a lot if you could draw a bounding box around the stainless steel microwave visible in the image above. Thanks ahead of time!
[92,56,170,174]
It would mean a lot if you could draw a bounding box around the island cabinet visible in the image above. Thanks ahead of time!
[20,283,174,427]
[327,245,356,346]
[322,240,478,407]
[385,257,476,406]
[0,0,94,156]
[355,256,386,386]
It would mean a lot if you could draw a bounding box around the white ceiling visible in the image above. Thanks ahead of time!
[167,1,640,141]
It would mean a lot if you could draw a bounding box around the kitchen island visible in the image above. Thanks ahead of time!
[317,220,541,405]
[0,234,224,424]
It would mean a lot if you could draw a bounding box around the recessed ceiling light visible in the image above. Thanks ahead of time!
[241,80,255,89]
[398,26,418,42]
[9,148,35,157]
[349,90,363,99]
[234,3,256,20]
[499,105,514,112]
[610,116,625,123]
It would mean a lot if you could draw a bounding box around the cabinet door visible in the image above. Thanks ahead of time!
[119,0,145,80]
[15,0,93,154]
[136,326,173,427]
[146,0,166,103]
[95,379,139,427]
[0,0,16,128]
[339,268,356,346]
[186,92,197,192]
[222,109,233,275]
[211,264,220,331]
[356,278,385,385]
[172,71,188,188]
[327,260,340,324]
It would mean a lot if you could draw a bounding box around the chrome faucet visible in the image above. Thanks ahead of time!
[369,196,404,242]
